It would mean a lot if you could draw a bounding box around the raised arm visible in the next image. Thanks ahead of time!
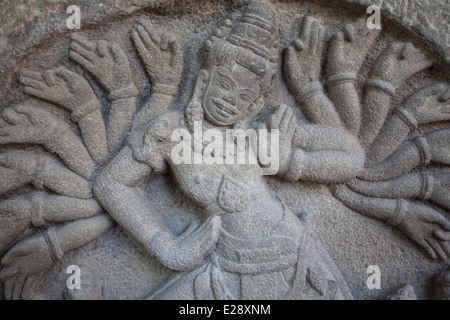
[326,17,380,135]
[359,42,433,148]
[19,67,108,163]
[366,82,450,167]
[0,105,96,180]
[70,35,139,153]
[283,16,342,127]
[130,20,184,130]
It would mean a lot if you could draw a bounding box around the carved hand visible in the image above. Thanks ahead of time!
[327,17,380,76]
[20,68,97,112]
[370,42,432,90]
[70,35,133,92]
[149,216,221,272]
[397,203,450,261]
[258,104,297,175]
[404,82,450,125]
[0,105,58,145]
[0,197,33,250]
[0,151,39,195]
[283,16,325,93]
[131,19,183,86]
[0,234,53,300]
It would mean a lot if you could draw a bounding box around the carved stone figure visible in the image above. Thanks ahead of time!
[0,0,448,300]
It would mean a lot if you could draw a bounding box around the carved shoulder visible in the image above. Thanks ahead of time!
[126,110,185,171]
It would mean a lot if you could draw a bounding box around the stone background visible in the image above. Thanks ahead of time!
[0,0,448,299]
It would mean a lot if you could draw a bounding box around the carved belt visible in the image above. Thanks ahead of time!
[212,228,298,275]
[203,174,265,216]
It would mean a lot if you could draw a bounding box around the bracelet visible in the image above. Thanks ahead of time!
[284,149,305,182]
[387,199,407,227]
[31,194,45,228]
[31,157,51,190]
[44,226,64,262]
[326,73,357,87]
[44,122,71,154]
[298,82,323,101]
[71,99,101,123]
[108,85,139,102]
[152,83,179,96]
[393,106,418,132]
[366,78,396,97]
[420,172,434,200]
[414,136,432,167]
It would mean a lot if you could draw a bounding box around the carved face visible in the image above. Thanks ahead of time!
[202,64,263,126]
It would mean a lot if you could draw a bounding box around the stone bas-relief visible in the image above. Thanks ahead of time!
[0,0,449,300]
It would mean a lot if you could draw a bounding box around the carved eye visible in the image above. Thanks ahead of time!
[218,80,232,91]
[239,93,251,101]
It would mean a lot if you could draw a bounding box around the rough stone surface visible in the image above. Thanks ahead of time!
[0,0,449,300]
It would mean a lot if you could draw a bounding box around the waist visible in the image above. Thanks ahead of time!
[213,228,299,275]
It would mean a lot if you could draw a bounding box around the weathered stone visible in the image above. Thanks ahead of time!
[0,0,448,300]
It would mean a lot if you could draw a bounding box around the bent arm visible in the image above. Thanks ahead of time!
[284,124,364,183]
[93,146,165,247]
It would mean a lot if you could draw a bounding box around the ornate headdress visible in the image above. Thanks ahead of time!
[205,0,279,77]
[186,1,279,132]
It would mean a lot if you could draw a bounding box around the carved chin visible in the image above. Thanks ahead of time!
[203,103,234,127]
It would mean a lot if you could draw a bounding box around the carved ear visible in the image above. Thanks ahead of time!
[193,69,210,100]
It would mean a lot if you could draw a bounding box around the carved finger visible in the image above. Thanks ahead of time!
[19,76,46,91]
[71,34,96,51]
[42,70,58,87]
[0,267,18,282]
[309,19,320,51]
[168,39,182,67]
[418,239,437,260]
[329,31,344,59]
[136,19,161,45]
[439,87,450,102]
[131,29,148,57]
[427,239,447,260]
[136,25,158,52]
[21,275,38,300]
[110,42,126,65]
[434,229,450,241]
[409,56,433,75]
[2,108,25,126]
[160,33,170,51]
[440,240,450,258]
[299,16,314,43]
[96,40,108,58]
[3,276,16,300]
[383,42,403,60]
[344,23,356,42]
[54,67,77,83]
[280,106,293,133]
[19,69,43,81]
[70,41,96,62]
[12,274,27,300]
[70,50,94,69]
[400,43,416,60]
[315,27,325,55]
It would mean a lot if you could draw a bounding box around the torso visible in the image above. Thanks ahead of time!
[140,110,289,238]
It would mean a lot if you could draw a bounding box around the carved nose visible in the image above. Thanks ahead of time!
[223,93,236,105]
